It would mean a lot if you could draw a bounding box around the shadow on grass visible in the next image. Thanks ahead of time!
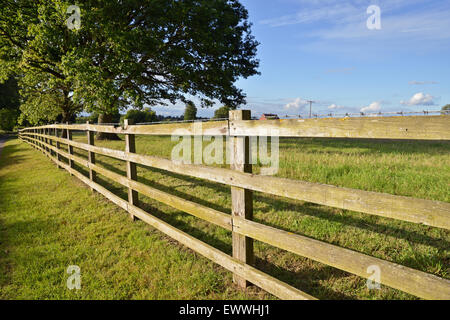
[0,137,27,173]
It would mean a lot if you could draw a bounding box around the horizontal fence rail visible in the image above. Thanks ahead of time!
[18,112,450,300]
[22,115,450,140]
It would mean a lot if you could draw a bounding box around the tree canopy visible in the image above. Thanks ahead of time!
[213,105,232,119]
[0,0,83,124]
[0,0,259,133]
[122,108,157,124]
[0,77,20,131]
[184,102,197,120]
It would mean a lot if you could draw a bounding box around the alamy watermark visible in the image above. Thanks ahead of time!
[171,122,279,175]
[367,5,381,30]
[366,265,381,290]
[66,5,81,30]
[66,265,81,290]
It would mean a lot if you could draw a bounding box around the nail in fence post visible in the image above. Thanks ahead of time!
[229,109,254,288]
[66,122,74,174]
[86,121,97,191]
[124,119,139,220]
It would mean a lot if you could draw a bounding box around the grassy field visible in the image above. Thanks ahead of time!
[1,133,449,299]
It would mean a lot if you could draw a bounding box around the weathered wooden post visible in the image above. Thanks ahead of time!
[37,128,40,149]
[66,122,74,174]
[124,119,139,220]
[229,109,254,288]
[86,121,97,191]
[40,128,44,150]
[55,124,61,168]
[44,128,49,156]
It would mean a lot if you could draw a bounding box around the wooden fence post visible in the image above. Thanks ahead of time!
[44,128,49,156]
[124,119,139,220]
[229,109,254,288]
[86,121,97,191]
[55,125,61,168]
[66,122,74,174]
[40,128,43,150]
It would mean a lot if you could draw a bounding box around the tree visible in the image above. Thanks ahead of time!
[1,1,259,138]
[122,108,157,124]
[213,105,233,119]
[63,0,259,137]
[0,1,83,125]
[0,77,20,131]
[184,102,197,121]
[441,104,450,115]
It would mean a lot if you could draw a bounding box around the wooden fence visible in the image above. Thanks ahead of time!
[18,112,450,300]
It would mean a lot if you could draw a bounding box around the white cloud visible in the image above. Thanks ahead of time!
[409,81,438,85]
[401,92,435,106]
[361,101,381,113]
[261,1,450,55]
[328,103,345,109]
[284,97,309,110]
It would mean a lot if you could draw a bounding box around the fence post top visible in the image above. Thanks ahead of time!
[229,110,251,120]
[124,119,134,127]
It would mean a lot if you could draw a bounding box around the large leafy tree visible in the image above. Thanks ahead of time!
[184,102,197,120]
[0,1,83,125]
[1,0,259,138]
[64,0,259,138]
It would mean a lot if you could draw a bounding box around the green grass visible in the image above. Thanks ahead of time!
[1,134,449,299]
[0,138,263,299]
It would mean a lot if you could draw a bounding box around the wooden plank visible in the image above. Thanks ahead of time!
[27,120,229,136]
[124,119,139,220]
[22,138,315,300]
[230,115,450,140]
[22,131,450,229]
[24,116,450,140]
[233,217,450,300]
[230,110,254,288]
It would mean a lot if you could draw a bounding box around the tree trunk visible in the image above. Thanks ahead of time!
[96,113,121,140]
[59,111,70,138]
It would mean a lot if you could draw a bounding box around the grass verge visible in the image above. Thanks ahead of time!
[0,138,263,299]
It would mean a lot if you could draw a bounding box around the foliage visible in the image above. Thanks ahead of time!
[61,0,260,115]
[0,77,20,130]
[184,102,197,120]
[213,105,231,119]
[122,108,157,125]
[0,1,83,123]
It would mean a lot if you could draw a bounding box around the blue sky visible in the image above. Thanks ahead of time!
[153,0,450,118]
